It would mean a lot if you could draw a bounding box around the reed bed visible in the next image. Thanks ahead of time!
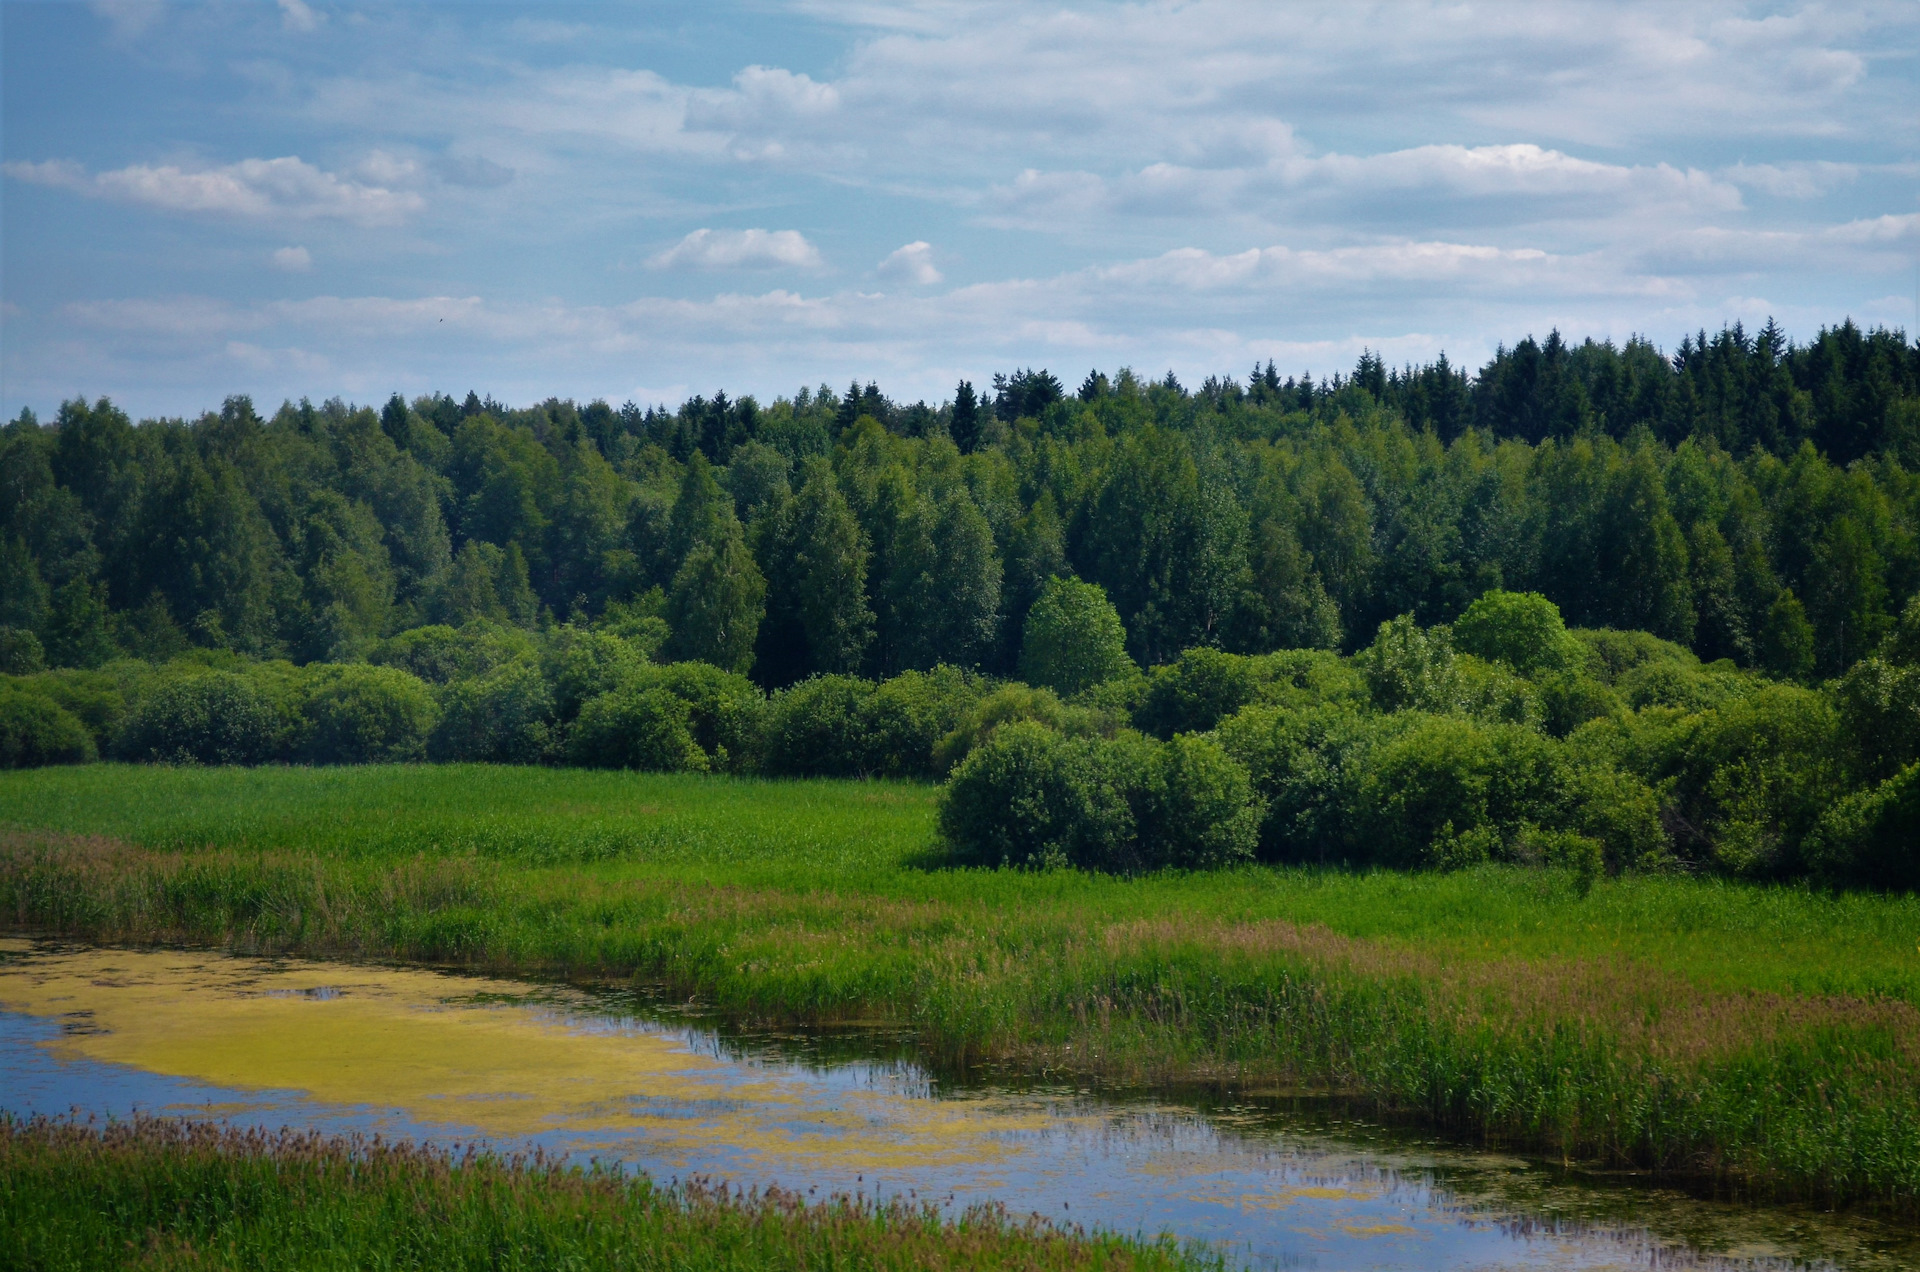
[5,764,1920,1216]
[1,1114,1214,1271]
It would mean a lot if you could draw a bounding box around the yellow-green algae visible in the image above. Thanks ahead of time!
[0,939,1059,1178]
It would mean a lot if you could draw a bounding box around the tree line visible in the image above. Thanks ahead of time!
[3,318,1916,686]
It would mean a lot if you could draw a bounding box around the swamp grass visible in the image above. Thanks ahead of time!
[5,764,1920,1214]
[0,1115,1213,1272]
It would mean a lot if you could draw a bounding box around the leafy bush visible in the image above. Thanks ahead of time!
[541,625,651,721]
[1571,627,1696,684]
[0,627,45,675]
[1355,615,1458,713]
[1354,715,1574,869]
[1452,590,1584,678]
[759,669,982,778]
[116,672,285,765]
[758,675,878,777]
[1616,659,1752,712]
[1145,733,1261,869]
[1135,647,1362,739]
[369,621,535,685]
[862,666,984,778]
[1805,763,1920,891]
[297,664,439,764]
[932,682,1115,774]
[0,683,95,767]
[568,685,708,772]
[1663,684,1845,877]
[1215,703,1392,864]
[623,661,765,771]
[430,660,552,763]
[1018,577,1135,698]
[15,666,134,753]
[1831,656,1920,783]
[938,722,1142,870]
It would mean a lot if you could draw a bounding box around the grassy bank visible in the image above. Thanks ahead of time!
[0,1115,1210,1272]
[5,764,1920,1215]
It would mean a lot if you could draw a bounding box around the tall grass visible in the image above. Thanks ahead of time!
[5,764,1920,1214]
[1,1115,1214,1272]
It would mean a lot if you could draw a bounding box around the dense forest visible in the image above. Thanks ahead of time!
[6,319,1920,888]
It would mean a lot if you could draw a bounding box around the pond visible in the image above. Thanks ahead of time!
[2,936,1913,1271]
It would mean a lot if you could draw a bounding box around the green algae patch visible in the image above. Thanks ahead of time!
[0,941,1058,1177]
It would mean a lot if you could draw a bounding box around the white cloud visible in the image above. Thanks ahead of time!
[877,241,941,285]
[271,246,312,272]
[647,228,823,270]
[3,156,423,226]
[278,0,321,34]
[89,0,163,40]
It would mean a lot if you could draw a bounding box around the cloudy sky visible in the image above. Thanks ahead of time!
[3,1,1917,419]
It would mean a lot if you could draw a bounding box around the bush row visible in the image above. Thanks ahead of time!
[8,587,1920,890]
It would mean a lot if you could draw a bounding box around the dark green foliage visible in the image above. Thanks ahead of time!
[116,672,285,765]
[429,660,552,764]
[296,664,439,764]
[569,685,709,772]
[0,628,46,675]
[0,683,95,767]
[1018,576,1134,697]
[664,526,765,673]
[1136,647,1363,739]
[1806,762,1920,891]
[939,722,1141,870]
[758,675,877,778]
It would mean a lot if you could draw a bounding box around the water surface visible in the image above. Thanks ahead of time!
[2,938,1911,1271]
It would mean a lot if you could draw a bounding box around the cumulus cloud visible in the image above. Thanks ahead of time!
[877,241,941,285]
[271,246,312,272]
[647,228,823,270]
[277,0,321,34]
[3,156,423,225]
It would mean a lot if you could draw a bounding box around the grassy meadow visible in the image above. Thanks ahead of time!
[5,763,1920,1214]
[1,1115,1212,1272]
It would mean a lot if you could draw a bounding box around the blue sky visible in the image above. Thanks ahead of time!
[3,1,1917,420]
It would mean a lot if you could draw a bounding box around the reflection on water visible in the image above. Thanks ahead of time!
[1,938,1912,1271]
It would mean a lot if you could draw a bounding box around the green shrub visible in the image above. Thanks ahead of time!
[1214,703,1392,864]
[1146,733,1261,869]
[115,672,285,765]
[1571,627,1697,684]
[758,675,878,777]
[15,666,133,752]
[430,661,552,763]
[1018,577,1134,698]
[1135,647,1363,739]
[369,621,535,685]
[1355,614,1458,713]
[0,627,45,675]
[542,625,650,721]
[1831,656,1920,783]
[568,685,708,772]
[0,683,95,767]
[1353,715,1575,869]
[1805,763,1920,891]
[1452,589,1584,678]
[1535,670,1623,738]
[297,664,440,764]
[1616,659,1752,712]
[932,682,1115,775]
[1666,684,1845,877]
[1452,655,1542,726]
[862,666,984,779]
[624,661,765,772]
[938,722,1140,870]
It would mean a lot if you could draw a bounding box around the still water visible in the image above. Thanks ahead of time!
[3,937,1914,1271]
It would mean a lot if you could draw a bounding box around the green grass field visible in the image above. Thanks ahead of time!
[5,763,1920,1214]
[1,1115,1212,1272]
